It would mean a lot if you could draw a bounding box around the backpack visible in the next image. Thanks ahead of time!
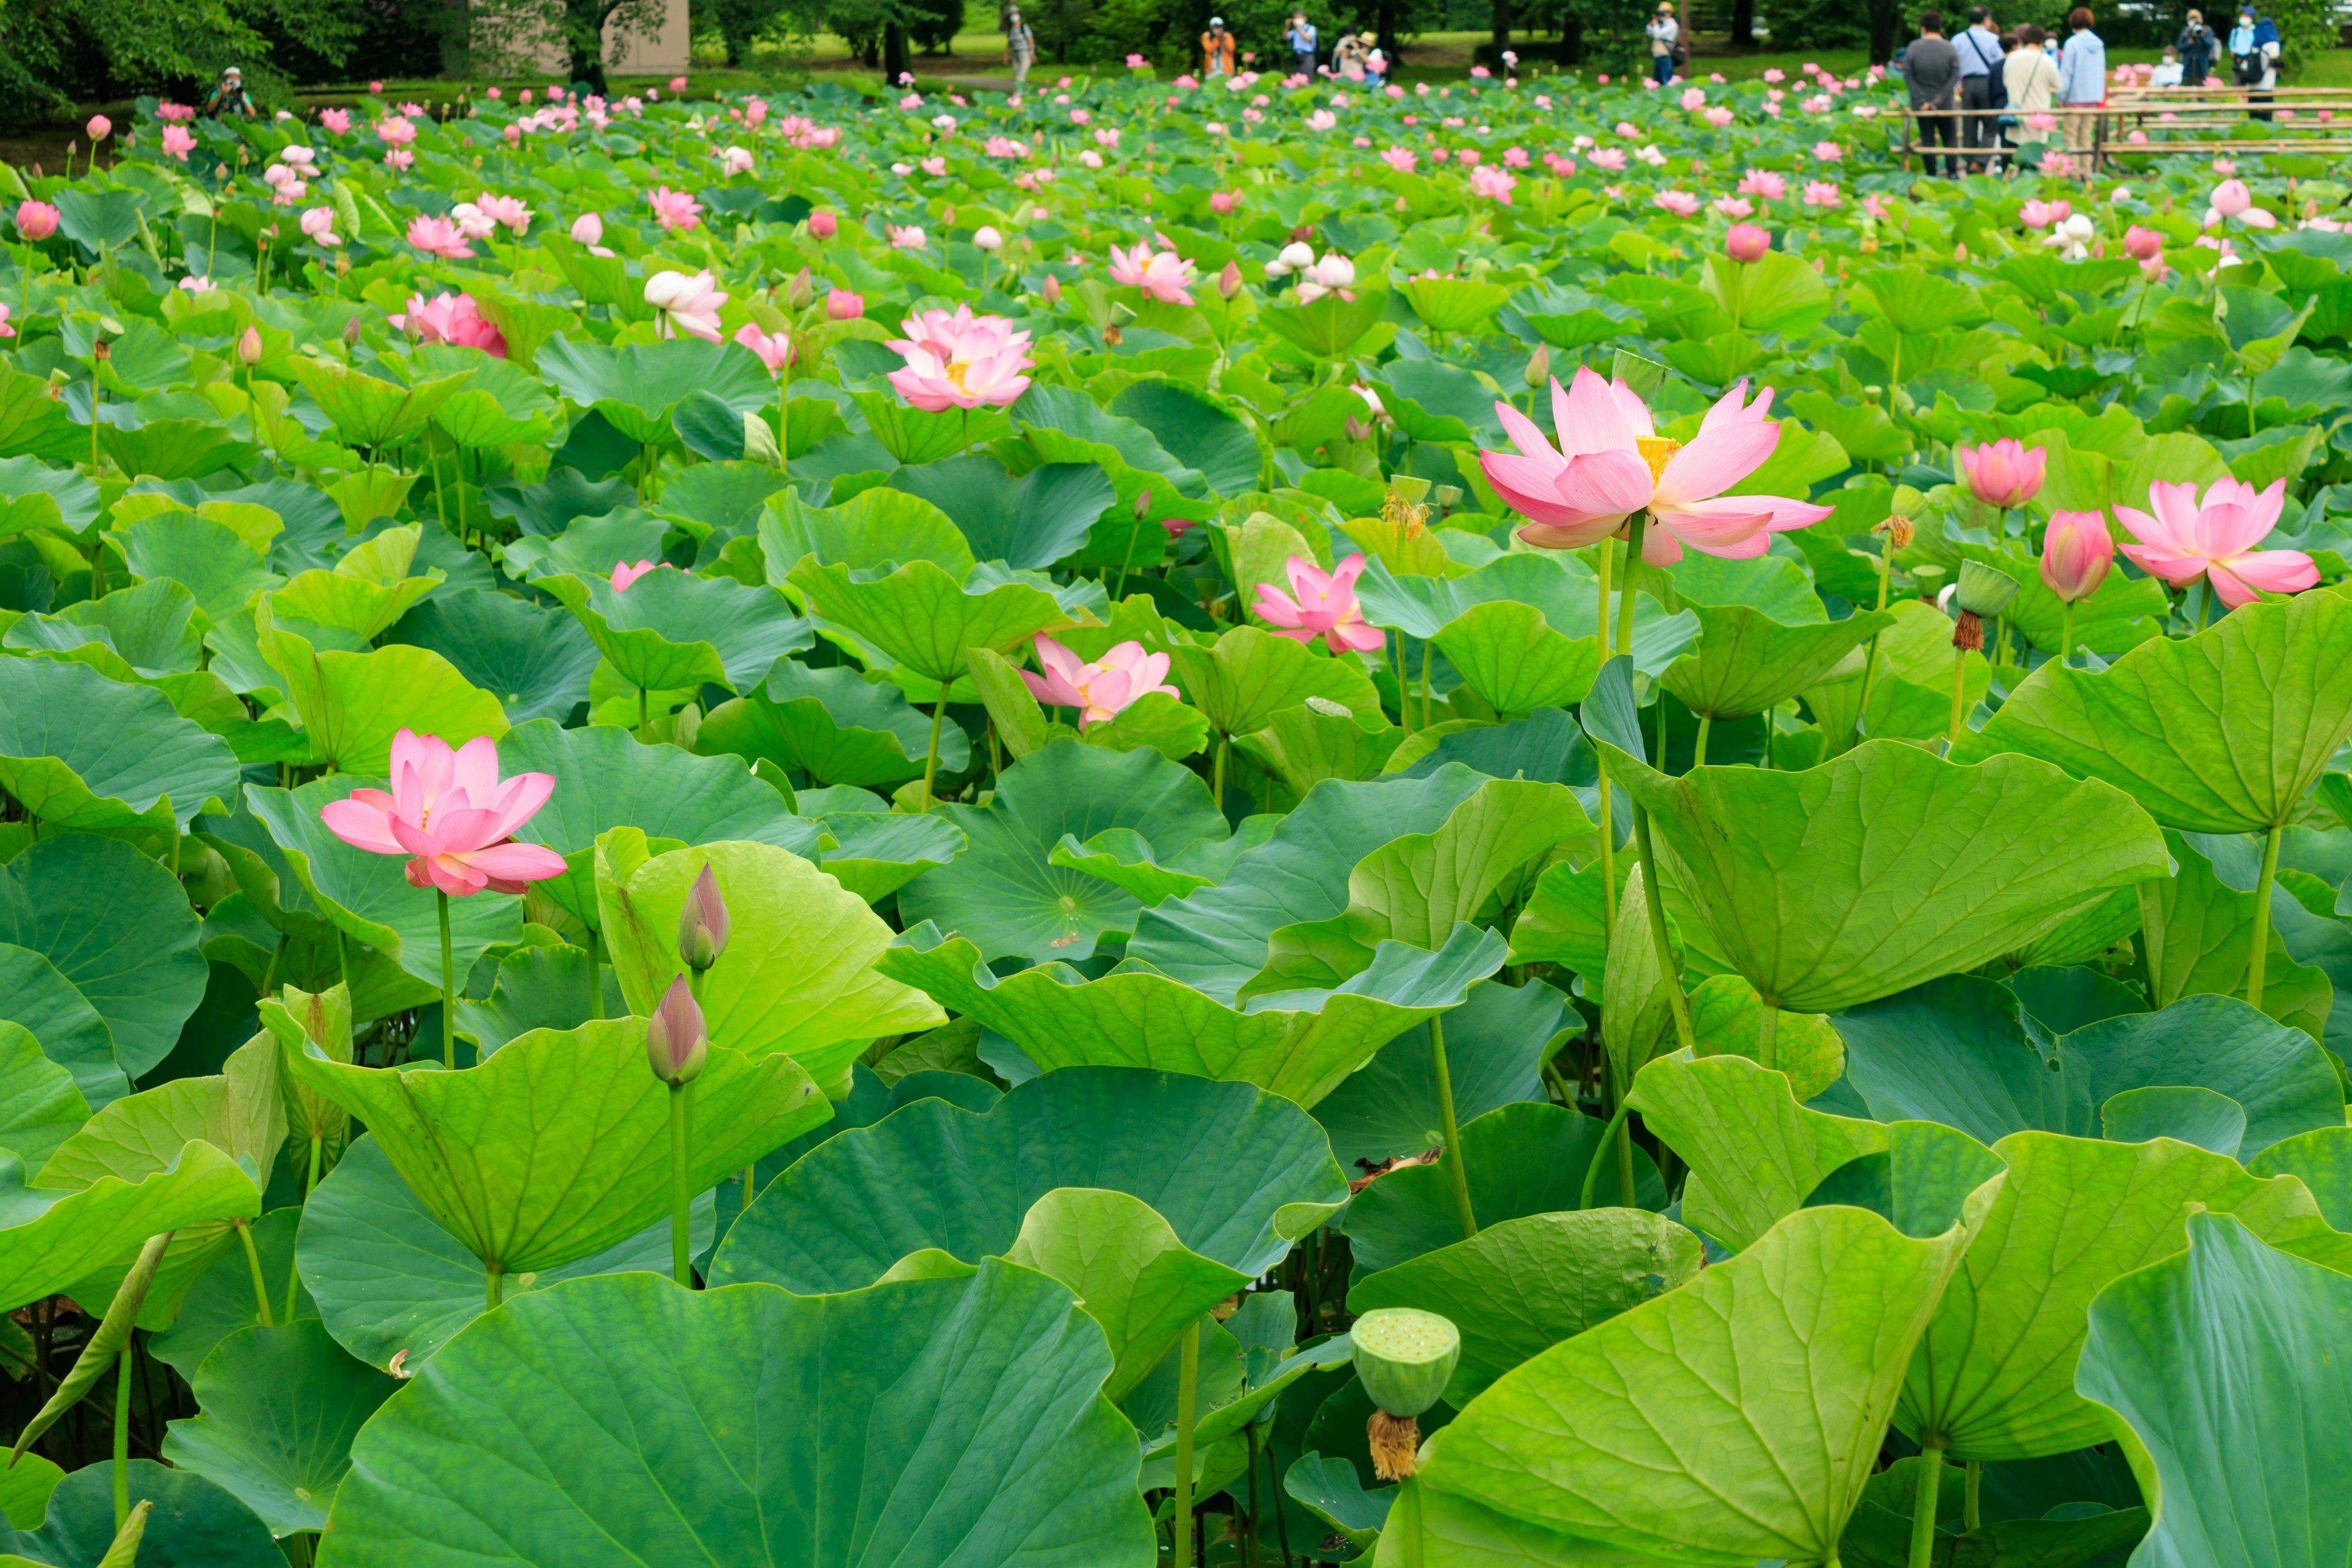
[1966,29,2009,108]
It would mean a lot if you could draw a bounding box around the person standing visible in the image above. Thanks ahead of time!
[2177,9,2217,84]
[1004,7,1036,86]
[1286,12,1317,75]
[200,66,257,119]
[1905,11,1963,176]
[2005,21,2061,129]
[2236,9,2281,118]
[1361,35,1388,84]
[1956,6,2007,172]
[2056,7,2106,151]
[1202,15,1236,77]
[1646,2,1679,85]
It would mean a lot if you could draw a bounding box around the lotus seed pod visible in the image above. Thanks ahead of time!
[1954,559,2021,620]
[1352,1307,1458,1418]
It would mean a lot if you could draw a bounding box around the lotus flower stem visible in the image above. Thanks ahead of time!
[113,1341,132,1528]
[1418,641,1433,730]
[1172,1315,1201,1568]
[1580,1098,1635,1210]
[1756,1001,1779,1072]
[1632,809,1697,1060]
[1213,734,1229,812]
[1243,1423,1261,1568]
[438,890,456,1069]
[486,1265,503,1310]
[1944,647,1968,754]
[234,1219,274,1327]
[1692,713,1711,769]
[1594,541,1619,938]
[922,700,947,810]
[1428,1015,1477,1238]
[669,1082,692,1286]
[1907,1441,1947,1568]
[2059,600,2077,669]
[305,1131,322,1199]
[1964,1461,1982,1531]
[1615,518,1643,662]
[587,928,603,1019]
[2248,821,2283,1012]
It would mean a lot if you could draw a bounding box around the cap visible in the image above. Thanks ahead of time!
[1208,15,1224,24]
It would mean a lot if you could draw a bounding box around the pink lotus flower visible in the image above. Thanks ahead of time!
[2040,510,2113,602]
[376,115,418,146]
[612,559,659,591]
[159,125,196,160]
[1020,634,1179,727]
[647,186,703,232]
[888,224,928,250]
[809,211,838,238]
[1714,195,1755,220]
[2124,224,2164,260]
[1653,189,1701,217]
[2021,198,2071,230]
[2114,478,2316,608]
[1725,223,1771,262]
[1108,241,1197,305]
[1381,145,1419,173]
[1255,555,1385,654]
[644,269,727,342]
[0,304,15,340]
[1479,368,1833,563]
[15,200,58,241]
[1737,170,1787,200]
[1958,439,2047,509]
[1801,180,1842,209]
[320,107,352,134]
[300,207,341,246]
[887,305,1034,412]
[1210,190,1238,215]
[826,289,865,321]
[734,322,791,373]
[2211,178,2252,217]
[390,292,508,356]
[406,216,475,260]
[320,730,566,898]
[477,194,532,233]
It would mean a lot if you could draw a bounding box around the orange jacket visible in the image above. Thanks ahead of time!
[1202,29,1235,72]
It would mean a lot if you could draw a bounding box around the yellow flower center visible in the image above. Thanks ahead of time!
[1637,435,1681,484]
[943,358,971,391]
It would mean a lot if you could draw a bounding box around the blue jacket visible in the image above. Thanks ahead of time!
[2057,29,2105,102]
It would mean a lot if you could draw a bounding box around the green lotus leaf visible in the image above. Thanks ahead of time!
[160,1320,397,1537]
[756,483,978,580]
[0,1022,89,1176]
[0,833,208,1084]
[595,834,943,1094]
[898,739,1226,965]
[1662,605,1896,721]
[1627,1052,1892,1253]
[148,1207,315,1379]
[1404,1199,1996,1568]
[1046,816,1277,907]
[880,924,1504,1107]
[0,944,121,1110]
[1686,973,1845,1102]
[1239,701,1405,794]
[2101,1084,2246,1153]
[0,657,238,832]
[1898,1129,2352,1462]
[0,1452,59,1532]
[268,552,443,648]
[296,1134,711,1374]
[494,507,668,586]
[1012,382,1217,500]
[1311,975,1563,1171]
[2075,1213,2352,1568]
[696,659,971,788]
[496,719,821,929]
[1595,728,2168,1013]
[1432,601,1604,714]
[888,455,1117,570]
[1131,767,1492,1002]
[1953,592,2352,832]
[246,778,526,1006]
[278,1019,825,1277]
[253,614,507,775]
[1834,981,2343,1156]
[6,578,205,675]
[1801,1120,2010,1247]
[1167,625,1382,740]
[1351,1208,1704,1404]
[785,556,1077,694]
[811,810,967,903]
[2142,830,2331,1039]
[2246,1125,2352,1229]
[379,587,597,726]
[1285,1452,1393,1553]
[539,568,809,695]
[287,361,473,450]
[0,1138,260,1316]
[116,510,284,628]
[451,944,605,1058]
[15,1460,279,1568]
[1344,1102,1667,1276]
[1354,554,1586,640]
[320,1261,1155,1567]
[0,454,99,539]
[535,334,774,446]
[1834,1454,2150,1568]
[713,1066,1346,1395]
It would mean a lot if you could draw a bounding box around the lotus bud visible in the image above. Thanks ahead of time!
[235,326,263,366]
[677,863,731,971]
[343,314,364,345]
[787,266,815,310]
[1352,1307,1460,1480]
[646,974,707,1086]
[1346,414,1370,442]
[973,224,1004,252]
[1133,488,1153,518]
[941,204,956,227]
[2039,510,2113,603]
[1524,344,1550,389]
[808,209,837,238]
[1217,258,1243,298]
[1042,272,1063,306]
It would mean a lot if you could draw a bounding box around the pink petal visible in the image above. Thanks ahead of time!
[389,815,447,859]
[2144,483,2204,549]
[1255,584,1307,628]
[1516,517,1624,551]
[1553,448,1656,519]
[1332,619,1386,652]
[1481,450,1589,527]
[484,772,556,841]
[450,734,503,812]
[320,796,404,855]
[1656,421,1779,505]
[1654,496,1779,557]
[1495,399,1562,462]
[1559,366,1649,456]
[455,840,570,886]
[2212,549,2318,603]
[2192,502,2266,560]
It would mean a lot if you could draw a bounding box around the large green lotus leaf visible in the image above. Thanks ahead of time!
[1310,974,1562,1170]
[1404,1200,1995,1568]
[756,484,978,580]
[535,334,775,446]
[1355,553,1594,641]
[2247,1125,2352,1229]
[1686,973,1845,1102]
[380,589,597,725]
[1628,1052,1892,1253]
[538,570,810,694]
[1834,1455,2150,1568]
[1662,605,1896,721]
[888,456,1117,570]
[1953,592,2352,832]
[277,1020,825,1276]
[0,834,206,1083]
[0,944,122,1110]
[17,1460,280,1568]
[0,1453,60,1533]
[2101,1083,2247,1153]
[270,569,442,649]
[148,1208,316,1379]
[696,659,970,788]
[255,617,508,775]
[246,778,525,1004]
[116,510,284,628]
[1344,1102,1667,1276]
[813,810,968,904]
[878,924,1505,1107]
[497,508,668,586]
[1046,816,1280,909]
[1167,625,1382,739]
[1351,1209,1704,1403]
[1834,981,2343,1156]
[0,452,99,538]
[1012,382,1216,498]
[897,739,1226,965]
[1432,601,1603,714]
[595,835,941,1095]
[287,361,472,449]
[160,1320,396,1537]
[1130,767,1492,1002]
[0,1139,259,1314]
[2142,829,2331,1040]
[0,657,238,831]
[712,1066,1345,1394]
[0,1022,89,1176]
[494,720,821,929]
[298,1135,710,1374]
[7,579,205,675]
[785,557,1075,692]
[1899,1129,2351,1462]
[452,944,606,1058]
[1599,735,2168,1014]
[318,1261,1156,1567]
[2075,1213,2352,1568]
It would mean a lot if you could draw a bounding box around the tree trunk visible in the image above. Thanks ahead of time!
[1731,0,1752,45]
[567,27,609,94]
[1868,0,1897,62]
[1490,0,1512,59]
[883,18,911,81]
[1560,12,1583,61]
[1376,0,1398,59]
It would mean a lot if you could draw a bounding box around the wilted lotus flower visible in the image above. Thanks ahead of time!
[646,974,707,1085]
[678,863,731,971]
